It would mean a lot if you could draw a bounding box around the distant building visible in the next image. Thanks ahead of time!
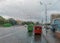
[51,14,60,23]
[16,20,22,25]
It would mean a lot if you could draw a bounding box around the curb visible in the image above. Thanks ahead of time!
[43,33,51,43]
[42,29,50,43]
[43,30,56,43]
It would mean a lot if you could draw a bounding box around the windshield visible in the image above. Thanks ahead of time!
[0,0,60,43]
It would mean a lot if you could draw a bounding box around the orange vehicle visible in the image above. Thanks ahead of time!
[34,25,42,35]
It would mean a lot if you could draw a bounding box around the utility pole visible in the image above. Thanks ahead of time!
[45,4,47,24]
[40,1,52,35]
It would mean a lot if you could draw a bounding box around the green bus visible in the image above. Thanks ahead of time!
[27,24,34,32]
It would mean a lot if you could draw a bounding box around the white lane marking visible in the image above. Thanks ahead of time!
[31,32,34,43]
[31,36,34,43]
[0,30,21,39]
[0,26,27,39]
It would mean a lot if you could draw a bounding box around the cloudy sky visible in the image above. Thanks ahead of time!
[0,0,60,23]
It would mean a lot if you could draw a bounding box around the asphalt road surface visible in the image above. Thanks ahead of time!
[0,25,48,43]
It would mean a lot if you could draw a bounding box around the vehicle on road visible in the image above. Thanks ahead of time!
[34,25,42,35]
[51,18,60,38]
[51,19,58,32]
[27,24,34,32]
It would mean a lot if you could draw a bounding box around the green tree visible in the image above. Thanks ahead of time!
[36,22,40,25]
[0,16,5,25]
[8,18,17,25]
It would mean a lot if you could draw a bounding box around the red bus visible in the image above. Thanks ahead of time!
[34,25,42,35]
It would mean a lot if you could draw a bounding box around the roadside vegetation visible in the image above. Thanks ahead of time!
[0,16,42,27]
[0,16,17,27]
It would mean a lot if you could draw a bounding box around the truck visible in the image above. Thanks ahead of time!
[51,18,60,32]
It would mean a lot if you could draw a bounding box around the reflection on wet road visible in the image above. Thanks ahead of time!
[0,26,48,43]
[27,32,48,43]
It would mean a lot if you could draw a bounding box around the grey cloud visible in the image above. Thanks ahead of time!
[0,0,59,22]
[0,0,5,2]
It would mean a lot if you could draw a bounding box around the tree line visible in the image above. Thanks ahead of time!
[0,16,17,26]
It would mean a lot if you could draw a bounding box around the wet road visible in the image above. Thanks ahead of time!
[0,25,48,43]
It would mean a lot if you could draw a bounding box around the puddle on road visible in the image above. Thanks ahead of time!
[27,33,48,43]
[34,35,41,41]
